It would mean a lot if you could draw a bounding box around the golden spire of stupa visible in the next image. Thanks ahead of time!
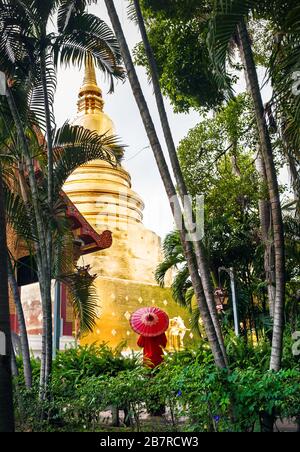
[64,55,145,232]
[77,56,104,114]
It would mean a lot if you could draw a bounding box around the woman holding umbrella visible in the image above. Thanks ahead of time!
[130,307,169,415]
[130,307,169,369]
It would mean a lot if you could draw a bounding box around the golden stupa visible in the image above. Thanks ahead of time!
[63,60,192,351]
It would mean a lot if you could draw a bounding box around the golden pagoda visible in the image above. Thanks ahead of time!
[63,59,192,350]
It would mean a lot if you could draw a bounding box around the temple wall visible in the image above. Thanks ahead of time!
[14,277,193,353]
[16,282,75,355]
[79,276,194,352]
[82,224,164,284]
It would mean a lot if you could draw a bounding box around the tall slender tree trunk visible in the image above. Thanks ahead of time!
[40,49,54,385]
[105,0,226,369]
[0,171,15,432]
[10,341,18,379]
[7,260,32,388]
[237,19,286,372]
[255,151,276,318]
[132,0,227,365]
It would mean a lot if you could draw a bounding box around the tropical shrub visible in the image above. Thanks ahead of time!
[14,341,300,432]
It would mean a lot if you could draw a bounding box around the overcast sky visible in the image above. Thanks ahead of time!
[54,0,277,240]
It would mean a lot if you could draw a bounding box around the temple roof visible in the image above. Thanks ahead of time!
[62,191,112,255]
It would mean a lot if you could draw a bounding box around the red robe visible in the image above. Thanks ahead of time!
[137,333,167,368]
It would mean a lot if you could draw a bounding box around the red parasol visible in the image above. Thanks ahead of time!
[130,307,169,337]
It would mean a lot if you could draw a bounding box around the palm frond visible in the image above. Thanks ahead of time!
[57,0,98,32]
[30,0,60,22]
[52,122,124,195]
[127,0,138,25]
[269,4,300,153]
[28,53,57,131]
[52,224,75,277]
[155,258,176,287]
[54,12,125,91]
[190,306,202,337]
[155,230,187,288]
[208,0,258,89]
[185,286,195,309]
[171,265,192,307]
[3,182,36,242]
[60,268,99,335]
[162,230,184,261]
[0,2,37,79]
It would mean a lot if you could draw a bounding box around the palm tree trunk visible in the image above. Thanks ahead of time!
[105,0,226,369]
[7,259,32,388]
[255,152,276,317]
[40,48,54,266]
[132,0,227,365]
[237,19,285,372]
[0,171,15,432]
[40,49,54,385]
[44,279,53,390]
[6,86,52,391]
[10,341,18,379]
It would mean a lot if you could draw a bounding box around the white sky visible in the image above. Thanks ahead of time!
[54,0,286,240]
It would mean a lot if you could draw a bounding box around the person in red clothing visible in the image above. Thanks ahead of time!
[137,332,167,416]
[137,333,167,368]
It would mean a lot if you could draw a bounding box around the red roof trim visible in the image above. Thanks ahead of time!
[61,191,112,255]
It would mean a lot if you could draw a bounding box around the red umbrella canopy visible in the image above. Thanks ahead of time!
[130,307,169,337]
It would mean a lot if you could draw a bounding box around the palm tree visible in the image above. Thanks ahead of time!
[1,121,116,388]
[238,20,285,372]
[0,0,124,391]
[0,105,34,388]
[1,115,123,392]
[130,0,227,364]
[0,168,14,432]
[104,0,226,369]
[1,93,123,393]
[208,1,285,372]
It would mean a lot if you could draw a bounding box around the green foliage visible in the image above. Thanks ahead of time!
[207,0,300,175]
[139,0,208,21]
[207,1,257,88]
[177,93,257,195]
[148,344,300,432]
[158,95,272,335]
[0,1,126,349]
[14,339,300,432]
[53,344,138,387]
[15,344,141,431]
[134,1,231,112]
[225,332,271,370]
